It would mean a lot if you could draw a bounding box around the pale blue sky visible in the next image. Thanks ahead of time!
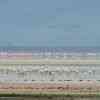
[0,0,100,47]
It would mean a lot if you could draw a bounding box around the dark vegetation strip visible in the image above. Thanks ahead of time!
[0,93,100,97]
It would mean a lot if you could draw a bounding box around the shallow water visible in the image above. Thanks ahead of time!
[0,64,100,83]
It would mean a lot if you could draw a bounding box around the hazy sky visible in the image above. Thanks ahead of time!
[0,0,100,47]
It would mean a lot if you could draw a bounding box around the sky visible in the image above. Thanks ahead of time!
[0,0,100,47]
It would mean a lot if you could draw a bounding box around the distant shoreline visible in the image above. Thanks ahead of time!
[0,47,100,53]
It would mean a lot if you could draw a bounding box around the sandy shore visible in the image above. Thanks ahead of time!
[0,59,100,65]
[0,81,100,94]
